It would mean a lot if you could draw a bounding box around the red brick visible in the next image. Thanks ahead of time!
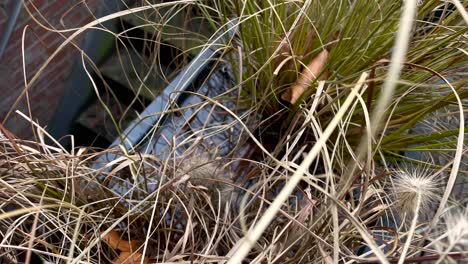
[9,41,75,83]
[15,1,80,29]
[0,0,100,138]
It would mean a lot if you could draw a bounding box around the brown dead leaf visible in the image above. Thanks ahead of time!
[281,49,329,104]
[102,230,140,252]
[103,230,124,250]
[103,231,151,264]
[112,251,150,264]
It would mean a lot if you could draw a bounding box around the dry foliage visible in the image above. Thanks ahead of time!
[0,0,467,263]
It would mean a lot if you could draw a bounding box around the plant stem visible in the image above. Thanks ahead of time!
[397,194,421,264]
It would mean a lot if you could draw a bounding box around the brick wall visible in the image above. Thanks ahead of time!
[0,0,101,139]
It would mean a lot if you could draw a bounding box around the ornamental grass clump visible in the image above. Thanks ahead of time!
[0,0,467,263]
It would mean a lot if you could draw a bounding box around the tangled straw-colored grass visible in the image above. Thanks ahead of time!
[1,0,467,263]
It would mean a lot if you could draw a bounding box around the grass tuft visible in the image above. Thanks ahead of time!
[0,0,466,263]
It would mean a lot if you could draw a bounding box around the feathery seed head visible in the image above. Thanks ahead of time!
[444,209,468,250]
[390,166,441,216]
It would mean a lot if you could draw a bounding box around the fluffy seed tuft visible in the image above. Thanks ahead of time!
[444,209,468,250]
[391,166,441,216]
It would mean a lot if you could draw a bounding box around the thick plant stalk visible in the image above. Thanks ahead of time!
[451,0,468,24]
[369,0,417,130]
[342,0,419,198]
[398,194,422,264]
